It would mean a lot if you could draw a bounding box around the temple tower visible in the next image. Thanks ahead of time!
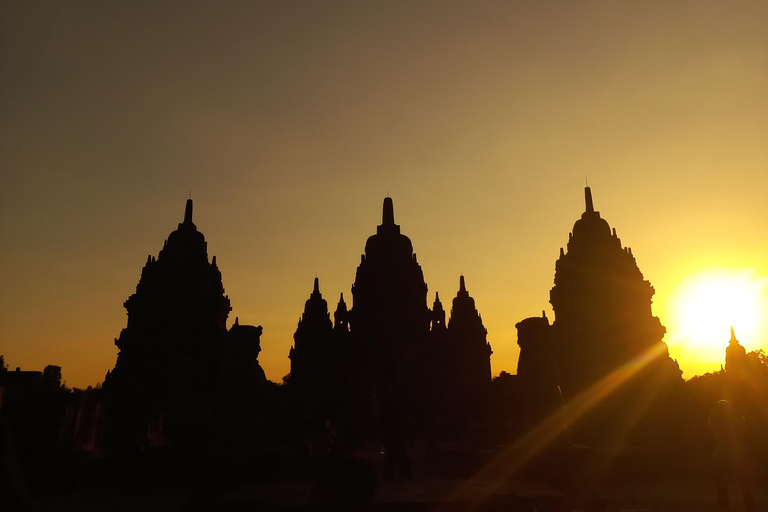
[289,278,334,393]
[349,197,431,407]
[334,293,350,334]
[106,199,234,452]
[549,187,682,443]
[446,276,492,411]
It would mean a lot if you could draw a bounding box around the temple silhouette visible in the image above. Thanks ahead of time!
[288,197,492,425]
[9,188,768,510]
[517,187,684,443]
[99,189,686,454]
[103,199,268,454]
[94,188,690,461]
[551,187,679,399]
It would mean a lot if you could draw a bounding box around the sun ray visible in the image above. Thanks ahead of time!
[435,342,669,510]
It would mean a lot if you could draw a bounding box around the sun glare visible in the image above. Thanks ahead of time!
[666,269,768,363]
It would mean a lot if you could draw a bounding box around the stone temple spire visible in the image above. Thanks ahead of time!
[431,292,446,331]
[383,197,395,225]
[290,278,333,390]
[334,293,349,332]
[446,275,492,409]
[377,197,401,235]
[585,186,595,213]
[180,198,197,231]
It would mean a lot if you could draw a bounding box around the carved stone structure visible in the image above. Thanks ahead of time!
[290,278,333,388]
[549,187,683,443]
[288,198,494,422]
[105,200,265,453]
[445,276,493,413]
[516,312,562,427]
[289,278,337,413]
[349,198,432,410]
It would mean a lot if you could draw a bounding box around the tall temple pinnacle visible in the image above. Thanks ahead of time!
[584,186,595,213]
[431,292,446,331]
[444,275,492,413]
[334,293,349,332]
[383,196,395,225]
[181,198,196,230]
[377,196,400,235]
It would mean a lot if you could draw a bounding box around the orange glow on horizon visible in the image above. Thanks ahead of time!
[664,269,768,373]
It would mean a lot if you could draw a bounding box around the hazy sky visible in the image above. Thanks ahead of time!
[2,1,767,388]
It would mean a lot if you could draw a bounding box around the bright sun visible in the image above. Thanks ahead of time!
[666,269,768,364]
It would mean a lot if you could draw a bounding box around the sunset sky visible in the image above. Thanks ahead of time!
[1,1,767,388]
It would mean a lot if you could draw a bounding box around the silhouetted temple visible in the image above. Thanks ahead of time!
[547,187,683,442]
[287,198,494,421]
[444,276,493,414]
[350,197,431,410]
[104,200,266,453]
[290,278,331,378]
[101,191,687,455]
[288,277,338,414]
[723,326,750,407]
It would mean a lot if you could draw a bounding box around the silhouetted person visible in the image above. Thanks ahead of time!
[708,400,754,512]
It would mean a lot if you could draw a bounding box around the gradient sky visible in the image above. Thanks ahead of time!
[1,1,767,388]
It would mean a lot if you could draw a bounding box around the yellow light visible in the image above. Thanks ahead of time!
[666,269,768,363]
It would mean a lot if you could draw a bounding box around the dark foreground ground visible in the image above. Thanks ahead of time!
[26,477,768,512]
[20,441,768,512]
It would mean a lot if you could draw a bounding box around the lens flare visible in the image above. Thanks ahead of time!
[436,343,670,511]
